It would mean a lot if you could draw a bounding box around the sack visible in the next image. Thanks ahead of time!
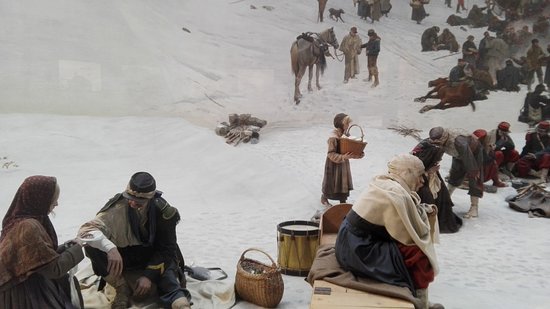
[506,183,550,217]
[234,248,284,308]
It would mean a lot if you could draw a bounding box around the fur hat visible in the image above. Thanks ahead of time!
[367,29,375,36]
[123,172,156,202]
[350,27,358,33]
[498,121,511,133]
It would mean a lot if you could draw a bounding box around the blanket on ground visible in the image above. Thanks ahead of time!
[76,263,235,309]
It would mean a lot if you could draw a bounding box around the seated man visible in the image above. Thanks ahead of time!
[524,84,550,125]
[79,172,191,309]
[488,121,520,175]
[449,58,467,86]
[335,154,443,309]
[516,121,550,181]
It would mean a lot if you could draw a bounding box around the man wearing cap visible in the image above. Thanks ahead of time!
[360,29,381,87]
[473,128,508,188]
[428,127,484,219]
[516,121,550,181]
[339,26,362,83]
[78,172,191,309]
[487,121,520,176]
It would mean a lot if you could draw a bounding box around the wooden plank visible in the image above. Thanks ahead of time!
[310,280,414,309]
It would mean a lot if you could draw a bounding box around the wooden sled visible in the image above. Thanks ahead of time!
[310,280,414,309]
[312,203,415,309]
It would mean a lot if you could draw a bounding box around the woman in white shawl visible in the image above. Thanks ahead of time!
[335,154,443,309]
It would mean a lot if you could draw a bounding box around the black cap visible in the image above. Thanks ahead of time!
[123,172,156,202]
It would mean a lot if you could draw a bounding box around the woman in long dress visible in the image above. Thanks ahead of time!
[0,176,84,308]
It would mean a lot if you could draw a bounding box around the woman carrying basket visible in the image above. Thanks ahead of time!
[321,113,364,207]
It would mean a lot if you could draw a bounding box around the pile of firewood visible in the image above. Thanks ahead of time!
[215,114,267,146]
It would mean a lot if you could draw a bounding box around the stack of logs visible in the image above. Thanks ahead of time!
[215,114,267,146]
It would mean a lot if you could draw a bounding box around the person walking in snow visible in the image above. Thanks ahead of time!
[410,0,427,24]
[361,29,381,87]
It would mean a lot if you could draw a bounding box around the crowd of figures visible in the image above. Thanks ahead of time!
[318,110,550,308]
[413,0,550,124]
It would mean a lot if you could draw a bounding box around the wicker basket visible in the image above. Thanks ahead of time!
[339,124,367,156]
[235,248,284,308]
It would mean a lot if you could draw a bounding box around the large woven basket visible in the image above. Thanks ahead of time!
[339,124,367,156]
[235,248,284,308]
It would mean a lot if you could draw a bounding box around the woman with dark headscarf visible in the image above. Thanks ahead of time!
[321,113,364,206]
[412,139,463,233]
[0,176,84,309]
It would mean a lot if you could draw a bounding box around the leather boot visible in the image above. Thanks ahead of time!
[104,274,131,309]
[464,196,479,219]
[540,168,549,183]
[367,67,373,81]
[416,288,445,309]
[372,68,379,87]
[172,297,191,309]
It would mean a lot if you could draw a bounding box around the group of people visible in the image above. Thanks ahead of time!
[354,0,392,23]
[339,26,381,87]
[319,110,550,308]
[0,173,192,309]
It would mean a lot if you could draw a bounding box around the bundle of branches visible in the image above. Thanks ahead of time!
[215,114,267,146]
[387,125,423,141]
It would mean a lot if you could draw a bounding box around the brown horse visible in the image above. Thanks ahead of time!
[290,28,339,104]
[415,77,476,113]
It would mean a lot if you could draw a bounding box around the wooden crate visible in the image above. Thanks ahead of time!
[310,280,414,309]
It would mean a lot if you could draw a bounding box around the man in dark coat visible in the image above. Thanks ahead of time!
[467,4,488,28]
[449,58,467,86]
[361,29,381,87]
[496,59,521,91]
[462,35,478,68]
[421,26,439,52]
[79,172,191,309]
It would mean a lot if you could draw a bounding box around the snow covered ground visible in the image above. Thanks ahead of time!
[1,0,550,308]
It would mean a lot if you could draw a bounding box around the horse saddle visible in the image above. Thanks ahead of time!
[296,33,314,42]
